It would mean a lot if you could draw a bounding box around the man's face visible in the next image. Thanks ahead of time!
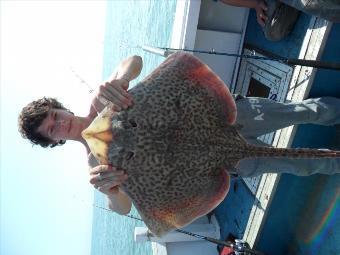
[37,109,77,143]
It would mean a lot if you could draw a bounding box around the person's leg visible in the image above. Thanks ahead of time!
[280,0,340,22]
[236,97,340,139]
[263,0,300,41]
[236,138,340,177]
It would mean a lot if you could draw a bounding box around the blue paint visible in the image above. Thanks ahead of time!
[255,24,340,255]
[294,125,336,149]
[256,174,319,255]
[294,23,340,150]
[214,178,254,240]
[217,16,340,255]
[256,174,340,255]
[309,23,340,98]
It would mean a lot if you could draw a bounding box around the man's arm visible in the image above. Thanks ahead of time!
[107,191,132,215]
[218,0,268,27]
[109,55,143,82]
[88,156,132,215]
[91,55,143,114]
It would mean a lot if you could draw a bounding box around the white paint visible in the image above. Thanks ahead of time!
[135,216,220,255]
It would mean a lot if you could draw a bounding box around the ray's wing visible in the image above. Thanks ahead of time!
[141,52,237,124]
[130,167,230,237]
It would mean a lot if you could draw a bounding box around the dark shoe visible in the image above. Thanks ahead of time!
[263,0,300,41]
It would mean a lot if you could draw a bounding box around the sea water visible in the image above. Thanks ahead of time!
[91,1,177,255]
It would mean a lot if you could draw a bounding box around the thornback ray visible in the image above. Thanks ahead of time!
[82,52,340,236]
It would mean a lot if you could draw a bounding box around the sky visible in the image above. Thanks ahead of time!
[1,1,107,255]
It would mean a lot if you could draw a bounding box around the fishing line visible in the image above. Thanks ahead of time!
[119,39,141,50]
[70,67,95,94]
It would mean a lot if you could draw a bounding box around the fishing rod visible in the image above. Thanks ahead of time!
[155,46,340,71]
[93,203,265,255]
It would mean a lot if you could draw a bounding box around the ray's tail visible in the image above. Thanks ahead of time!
[245,145,340,159]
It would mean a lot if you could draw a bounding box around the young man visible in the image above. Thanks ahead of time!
[18,55,143,215]
[18,55,340,215]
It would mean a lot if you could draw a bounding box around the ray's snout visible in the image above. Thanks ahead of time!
[81,109,114,165]
[82,129,113,143]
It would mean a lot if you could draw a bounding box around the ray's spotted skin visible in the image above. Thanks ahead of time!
[82,52,340,236]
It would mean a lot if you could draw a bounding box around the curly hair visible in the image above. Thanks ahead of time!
[18,97,73,148]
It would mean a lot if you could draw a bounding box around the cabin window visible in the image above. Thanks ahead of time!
[247,78,271,98]
[235,48,293,144]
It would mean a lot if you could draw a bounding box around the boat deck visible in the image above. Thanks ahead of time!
[214,9,340,255]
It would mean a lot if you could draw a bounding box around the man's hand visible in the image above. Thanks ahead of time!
[92,78,133,113]
[89,165,128,195]
[255,0,268,27]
